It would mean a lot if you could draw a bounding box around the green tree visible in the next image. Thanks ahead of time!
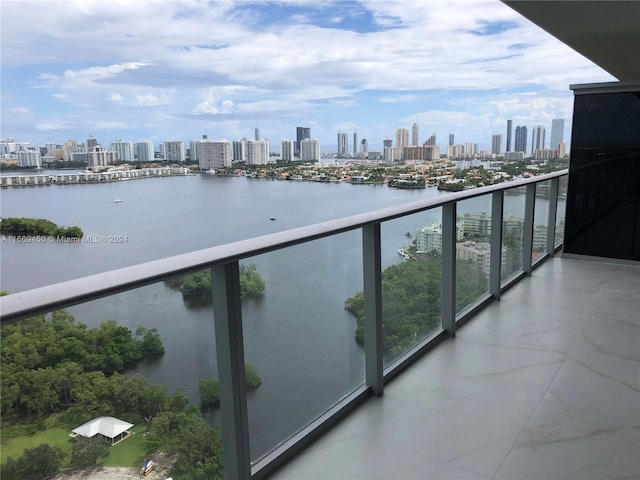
[245,362,262,388]
[71,436,110,465]
[198,378,220,408]
[2,444,66,480]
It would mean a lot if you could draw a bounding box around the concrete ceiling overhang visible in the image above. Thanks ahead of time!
[502,1,640,81]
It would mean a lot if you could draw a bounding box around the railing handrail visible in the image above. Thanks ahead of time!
[0,169,567,322]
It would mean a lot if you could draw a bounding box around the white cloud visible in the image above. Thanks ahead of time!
[13,106,29,114]
[109,93,124,102]
[135,94,171,106]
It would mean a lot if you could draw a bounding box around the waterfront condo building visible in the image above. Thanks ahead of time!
[281,140,294,162]
[246,139,270,165]
[110,140,135,163]
[197,140,232,170]
[163,141,186,162]
[395,128,409,148]
[300,138,320,161]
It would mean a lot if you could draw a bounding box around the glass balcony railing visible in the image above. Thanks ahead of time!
[0,170,567,480]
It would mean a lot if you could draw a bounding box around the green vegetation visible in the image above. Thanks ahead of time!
[1,311,225,479]
[2,444,66,480]
[0,217,83,238]
[197,363,262,408]
[345,252,488,359]
[1,311,164,419]
[166,263,265,305]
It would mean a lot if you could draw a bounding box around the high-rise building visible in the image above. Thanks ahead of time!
[383,139,393,149]
[61,140,78,161]
[295,127,310,158]
[411,123,419,146]
[163,141,186,162]
[515,126,528,152]
[361,139,368,154]
[232,140,247,162]
[449,133,455,147]
[110,140,135,163]
[281,140,294,161]
[197,140,232,170]
[337,132,349,155]
[353,132,358,155]
[136,141,154,162]
[300,138,320,161]
[531,125,546,153]
[550,118,565,150]
[17,150,41,168]
[89,146,116,169]
[506,120,513,152]
[255,128,261,141]
[86,136,98,151]
[246,139,270,165]
[491,134,503,155]
[395,129,409,148]
[426,133,437,146]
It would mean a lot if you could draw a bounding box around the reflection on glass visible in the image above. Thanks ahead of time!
[455,197,491,314]
[241,232,365,462]
[501,187,526,283]
[380,208,442,368]
[556,176,568,246]
[1,280,223,479]
[533,181,551,263]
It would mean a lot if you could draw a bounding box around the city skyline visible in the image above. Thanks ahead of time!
[1,1,614,149]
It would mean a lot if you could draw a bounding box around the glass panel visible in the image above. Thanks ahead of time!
[381,208,442,368]
[455,196,491,314]
[555,175,568,246]
[533,180,551,263]
[242,232,365,463]
[501,186,526,283]
[1,281,223,478]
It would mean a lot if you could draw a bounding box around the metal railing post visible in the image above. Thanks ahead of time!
[211,262,251,480]
[522,183,536,275]
[441,203,457,336]
[490,191,504,299]
[546,177,560,255]
[362,224,383,396]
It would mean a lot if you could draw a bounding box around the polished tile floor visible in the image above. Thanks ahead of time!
[272,257,640,479]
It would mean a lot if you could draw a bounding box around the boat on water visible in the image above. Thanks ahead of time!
[113,197,123,203]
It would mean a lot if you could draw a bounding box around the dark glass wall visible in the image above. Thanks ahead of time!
[564,85,640,261]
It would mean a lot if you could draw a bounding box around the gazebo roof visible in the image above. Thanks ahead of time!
[72,416,133,439]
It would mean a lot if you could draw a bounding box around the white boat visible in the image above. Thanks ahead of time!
[113,197,123,203]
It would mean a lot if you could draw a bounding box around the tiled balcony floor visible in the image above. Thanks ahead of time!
[271,257,640,480]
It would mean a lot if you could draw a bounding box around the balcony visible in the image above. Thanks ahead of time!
[2,169,639,479]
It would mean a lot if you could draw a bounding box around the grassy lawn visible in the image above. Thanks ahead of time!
[1,426,73,464]
[1,423,149,469]
[100,424,148,467]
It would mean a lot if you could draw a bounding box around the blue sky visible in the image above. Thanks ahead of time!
[1,0,613,152]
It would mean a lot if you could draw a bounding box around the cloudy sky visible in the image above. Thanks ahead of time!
[1,0,614,151]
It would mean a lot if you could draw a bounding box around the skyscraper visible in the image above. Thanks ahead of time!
[110,140,135,162]
[164,141,186,162]
[396,129,409,148]
[515,126,528,152]
[506,120,513,152]
[426,133,437,146]
[353,131,358,155]
[531,125,546,153]
[281,140,294,161]
[86,136,98,152]
[449,133,454,147]
[337,132,349,155]
[300,138,320,161]
[412,123,419,146]
[295,127,310,158]
[491,134,503,155]
[136,140,154,162]
[550,119,565,150]
[254,128,261,141]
